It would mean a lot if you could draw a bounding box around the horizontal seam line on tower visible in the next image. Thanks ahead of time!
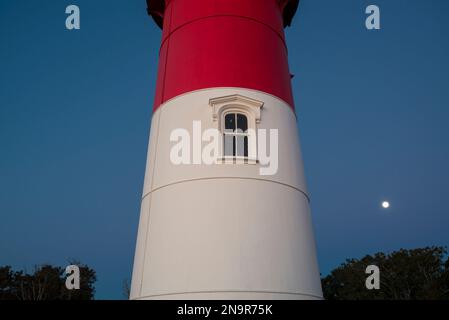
[159,14,288,55]
[132,290,322,300]
[142,177,310,202]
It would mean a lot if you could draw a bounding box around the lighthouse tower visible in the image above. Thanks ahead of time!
[130,0,323,300]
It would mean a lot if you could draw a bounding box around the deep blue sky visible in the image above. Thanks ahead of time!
[1,0,448,299]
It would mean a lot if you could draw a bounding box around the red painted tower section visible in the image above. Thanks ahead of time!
[148,0,299,110]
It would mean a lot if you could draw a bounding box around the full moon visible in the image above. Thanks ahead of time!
[382,201,390,209]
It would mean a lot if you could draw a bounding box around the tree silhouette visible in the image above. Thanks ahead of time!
[322,246,449,300]
[0,262,96,300]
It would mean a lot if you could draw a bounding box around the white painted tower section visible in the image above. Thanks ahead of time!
[130,87,323,300]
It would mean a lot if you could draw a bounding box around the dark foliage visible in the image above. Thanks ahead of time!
[0,262,96,300]
[322,246,449,300]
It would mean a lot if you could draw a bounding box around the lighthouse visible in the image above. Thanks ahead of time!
[130,0,323,300]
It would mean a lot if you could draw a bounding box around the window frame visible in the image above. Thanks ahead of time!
[209,94,264,165]
[222,111,250,160]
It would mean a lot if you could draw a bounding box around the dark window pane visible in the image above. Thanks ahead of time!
[244,136,248,157]
[224,134,234,156]
[225,113,235,131]
[233,136,236,156]
[237,114,248,132]
[236,135,245,157]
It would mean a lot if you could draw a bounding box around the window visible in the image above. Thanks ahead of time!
[224,113,249,157]
[209,94,264,164]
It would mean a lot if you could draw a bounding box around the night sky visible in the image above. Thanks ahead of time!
[1,0,448,299]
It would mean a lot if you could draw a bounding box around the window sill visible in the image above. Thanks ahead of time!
[216,157,258,165]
